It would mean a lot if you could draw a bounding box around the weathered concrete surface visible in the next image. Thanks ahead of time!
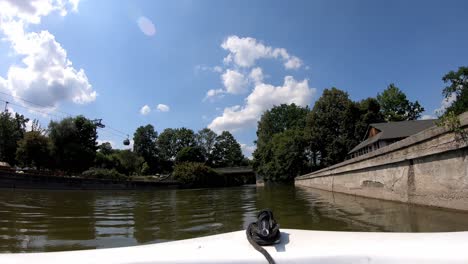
[296,111,468,211]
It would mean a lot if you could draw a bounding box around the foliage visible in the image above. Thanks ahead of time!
[0,111,29,165]
[376,84,424,121]
[48,116,98,173]
[157,128,177,161]
[95,151,118,169]
[195,128,217,159]
[172,162,221,187]
[82,168,127,181]
[257,129,308,182]
[255,103,309,148]
[158,127,196,161]
[176,146,206,163]
[210,131,244,167]
[306,88,357,167]
[436,111,468,142]
[441,66,468,116]
[253,104,309,180]
[98,142,113,155]
[15,131,52,169]
[174,127,197,152]
[133,124,159,172]
[111,149,145,176]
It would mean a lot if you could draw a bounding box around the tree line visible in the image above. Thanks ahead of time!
[253,66,468,182]
[0,112,247,181]
[1,66,466,184]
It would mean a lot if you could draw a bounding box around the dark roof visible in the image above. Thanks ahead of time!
[348,119,436,154]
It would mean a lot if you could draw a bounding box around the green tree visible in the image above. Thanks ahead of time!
[15,131,52,169]
[157,127,197,172]
[172,162,221,187]
[306,88,357,167]
[441,66,468,116]
[98,142,113,155]
[95,151,117,169]
[111,149,145,175]
[253,104,310,180]
[157,127,196,161]
[174,127,197,152]
[49,115,98,173]
[377,84,424,121]
[0,111,29,165]
[195,128,217,159]
[259,130,308,182]
[157,128,177,161]
[176,146,205,163]
[255,103,309,148]
[210,131,244,167]
[133,124,158,172]
[353,98,385,143]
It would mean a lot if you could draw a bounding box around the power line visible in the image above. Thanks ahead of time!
[106,126,128,136]
[99,128,128,139]
[0,99,60,119]
[0,91,71,117]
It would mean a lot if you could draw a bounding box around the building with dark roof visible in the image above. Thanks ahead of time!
[347,119,436,159]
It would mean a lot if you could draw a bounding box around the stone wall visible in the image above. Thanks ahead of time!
[295,112,468,211]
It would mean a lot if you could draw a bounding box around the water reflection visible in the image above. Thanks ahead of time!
[1,185,468,252]
[296,186,468,232]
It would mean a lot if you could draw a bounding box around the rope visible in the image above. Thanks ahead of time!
[246,209,281,264]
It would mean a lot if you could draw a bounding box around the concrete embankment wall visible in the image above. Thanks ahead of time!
[295,112,468,211]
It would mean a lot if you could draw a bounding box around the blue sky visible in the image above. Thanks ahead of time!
[1,0,468,157]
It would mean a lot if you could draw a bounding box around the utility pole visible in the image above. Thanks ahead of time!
[3,101,8,112]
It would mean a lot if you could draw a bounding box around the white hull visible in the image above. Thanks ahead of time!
[1,229,468,263]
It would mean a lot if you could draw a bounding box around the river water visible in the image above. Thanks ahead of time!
[1,185,468,253]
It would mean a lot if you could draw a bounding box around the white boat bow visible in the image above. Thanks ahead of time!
[1,229,468,263]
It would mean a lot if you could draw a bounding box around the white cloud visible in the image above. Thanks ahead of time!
[240,143,256,158]
[221,36,272,68]
[221,35,302,70]
[137,16,156,36]
[156,103,170,112]
[208,76,315,133]
[195,65,223,73]
[284,56,302,69]
[213,66,223,73]
[249,67,263,84]
[204,88,224,101]
[140,104,151,115]
[421,114,436,120]
[222,69,248,94]
[0,0,96,110]
[0,0,76,24]
[435,92,457,115]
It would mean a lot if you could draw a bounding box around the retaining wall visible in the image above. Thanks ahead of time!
[295,112,468,211]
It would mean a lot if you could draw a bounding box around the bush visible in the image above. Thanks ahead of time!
[173,162,221,187]
[82,168,127,181]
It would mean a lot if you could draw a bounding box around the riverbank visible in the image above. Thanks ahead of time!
[0,166,256,190]
[295,111,468,211]
[0,171,179,190]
